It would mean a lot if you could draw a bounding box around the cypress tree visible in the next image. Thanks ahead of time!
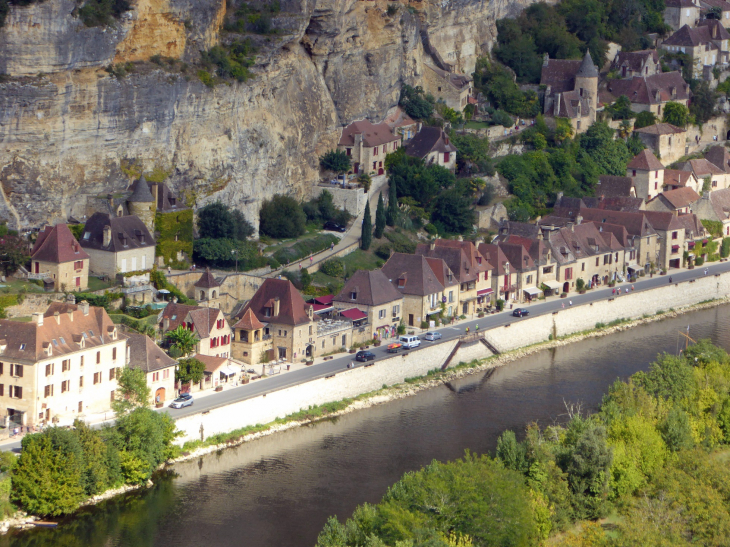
[386,179,398,227]
[361,200,372,251]
[374,192,386,239]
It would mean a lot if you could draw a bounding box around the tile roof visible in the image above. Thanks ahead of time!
[334,269,403,307]
[576,50,599,78]
[677,158,725,177]
[79,212,155,253]
[658,187,701,209]
[477,243,512,275]
[405,127,457,160]
[691,188,730,222]
[627,149,665,171]
[424,257,457,289]
[587,221,632,247]
[676,212,706,238]
[380,253,444,296]
[633,123,685,135]
[415,239,491,284]
[194,353,228,374]
[338,120,400,148]
[498,242,536,273]
[31,224,89,264]
[187,307,224,339]
[0,304,123,362]
[704,145,730,173]
[613,50,660,73]
[701,0,730,9]
[663,169,694,187]
[383,106,417,129]
[424,63,472,90]
[569,208,658,237]
[584,196,645,212]
[232,308,265,330]
[127,333,176,373]
[194,268,221,288]
[540,58,583,93]
[160,302,203,332]
[642,210,686,231]
[237,278,312,326]
[128,176,155,203]
[605,71,690,105]
[596,175,635,198]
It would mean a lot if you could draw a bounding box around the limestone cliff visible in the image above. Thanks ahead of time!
[0,0,541,228]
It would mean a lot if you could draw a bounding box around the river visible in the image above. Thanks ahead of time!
[4,304,730,547]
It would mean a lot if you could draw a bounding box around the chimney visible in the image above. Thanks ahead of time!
[32,312,43,326]
[576,214,583,225]
[543,52,549,67]
[163,317,170,330]
[457,235,464,241]
[430,240,436,251]
[535,215,542,223]
[79,300,89,316]
[103,225,112,247]
[54,311,61,325]
[67,293,75,304]
[273,297,280,316]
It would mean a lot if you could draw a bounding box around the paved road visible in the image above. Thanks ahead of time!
[3,261,729,452]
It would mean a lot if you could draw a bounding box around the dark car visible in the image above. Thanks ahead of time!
[355,350,375,362]
[323,221,346,232]
[512,308,529,317]
[170,393,194,409]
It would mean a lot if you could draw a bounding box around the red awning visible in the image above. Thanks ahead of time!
[312,304,332,312]
[340,308,367,320]
[314,295,334,305]
[477,288,494,296]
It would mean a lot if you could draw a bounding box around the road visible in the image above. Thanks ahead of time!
[3,261,729,452]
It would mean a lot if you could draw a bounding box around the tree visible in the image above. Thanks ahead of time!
[386,179,398,227]
[300,267,311,290]
[360,200,372,250]
[197,202,254,241]
[0,235,29,276]
[374,193,386,238]
[259,194,307,238]
[166,325,198,357]
[319,149,351,175]
[608,95,634,120]
[175,357,206,385]
[662,102,691,127]
[496,430,527,472]
[633,110,657,129]
[431,188,476,234]
[562,423,613,519]
[689,80,717,124]
[113,367,151,414]
[399,85,434,119]
[634,353,695,401]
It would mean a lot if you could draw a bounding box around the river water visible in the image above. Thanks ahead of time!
[5,304,730,547]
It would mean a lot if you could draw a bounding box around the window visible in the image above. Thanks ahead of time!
[163,369,170,380]
[45,363,54,377]
[93,372,101,385]
[112,347,117,360]
[96,351,100,364]
[576,121,581,130]
[543,266,553,274]
[582,262,585,271]
[654,182,658,190]
[0,384,3,396]
[109,368,116,381]
[79,377,84,388]
[595,257,599,267]
[372,161,377,170]
[345,148,351,156]
[61,380,70,393]
[672,231,678,240]
[278,330,282,336]
[449,291,454,303]
[309,325,313,335]
[373,147,378,155]
[632,170,636,177]
[0,362,3,375]
[671,245,680,254]
[379,309,386,319]
[152,372,160,382]
[564,268,573,280]
[44,385,53,398]
[713,180,718,187]
[80,355,84,367]
[350,291,357,300]
[392,304,400,316]
[74,260,83,270]
[526,275,532,284]
[9,386,22,399]
[78,401,83,413]
[10,364,23,378]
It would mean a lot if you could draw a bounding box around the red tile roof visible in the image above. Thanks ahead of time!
[659,187,701,209]
[237,278,312,326]
[334,269,403,307]
[233,308,265,331]
[633,123,685,135]
[194,353,228,374]
[605,71,690,106]
[31,224,89,264]
[627,149,664,171]
[339,120,399,148]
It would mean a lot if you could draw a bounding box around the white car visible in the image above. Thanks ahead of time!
[424,332,442,341]
[170,393,194,409]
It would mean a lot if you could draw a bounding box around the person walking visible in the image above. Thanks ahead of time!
[569,300,572,306]
[631,285,634,291]
[310,256,313,265]
[330,242,335,251]
[475,324,479,332]
[561,302,565,309]
[669,276,673,283]
[465,327,470,334]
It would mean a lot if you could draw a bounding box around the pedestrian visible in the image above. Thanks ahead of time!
[168,266,171,275]
[561,302,565,309]
[631,285,634,291]
[612,288,615,295]
[299,263,302,270]
[466,327,469,334]
[475,324,479,332]
[625,288,629,294]
[569,300,572,306]
[705,268,708,276]
[669,276,673,283]
[330,242,334,251]
[310,256,313,265]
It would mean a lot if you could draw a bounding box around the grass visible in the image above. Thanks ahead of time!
[0,279,45,294]
[87,277,112,291]
[340,249,383,274]
[464,121,490,129]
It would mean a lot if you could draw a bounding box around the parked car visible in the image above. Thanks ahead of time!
[399,335,421,348]
[512,308,529,317]
[424,332,442,341]
[323,221,346,232]
[170,393,194,409]
[355,350,376,362]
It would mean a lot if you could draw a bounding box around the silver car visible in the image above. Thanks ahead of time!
[170,393,194,409]
[424,332,442,341]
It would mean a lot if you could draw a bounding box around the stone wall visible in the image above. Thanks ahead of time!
[166,271,265,303]
[5,293,64,318]
[317,185,368,217]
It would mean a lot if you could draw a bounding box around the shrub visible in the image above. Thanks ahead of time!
[576,278,585,291]
[198,70,216,88]
[259,195,307,238]
[695,256,705,266]
[424,223,438,235]
[320,258,344,278]
[375,244,392,260]
[420,320,429,329]
[78,0,131,27]
[496,299,505,311]
[200,40,256,83]
[272,234,338,264]
[722,237,730,258]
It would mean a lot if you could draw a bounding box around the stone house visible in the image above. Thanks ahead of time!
[332,269,404,342]
[676,213,708,260]
[422,63,473,112]
[128,176,185,214]
[423,257,461,317]
[627,149,665,201]
[700,0,730,22]
[127,333,176,405]
[416,239,493,314]
[603,72,690,116]
[194,268,221,302]
[643,210,689,269]
[0,301,126,427]
[690,187,730,236]
[645,187,701,214]
[189,354,238,392]
[338,120,401,176]
[663,169,700,193]
[405,127,457,171]
[612,50,662,78]
[231,309,271,366]
[497,242,541,302]
[633,123,687,164]
[126,176,156,233]
[384,106,419,143]
[79,212,156,278]
[381,253,450,327]
[477,243,521,303]
[30,224,89,292]
[661,21,730,78]
[541,51,599,133]
[159,303,232,358]
[676,158,727,191]
[664,0,700,31]
[704,145,730,180]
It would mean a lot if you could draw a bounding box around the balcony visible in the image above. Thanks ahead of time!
[499,284,517,294]
[317,318,352,337]
[27,272,52,280]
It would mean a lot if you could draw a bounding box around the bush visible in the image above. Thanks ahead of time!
[78,0,131,27]
[193,238,267,271]
[259,195,307,238]
[375,244,392,260]
[200,40,256,83]
[478,183,495,206]
[424,223,438,235]
[320,258,344,277]
[576,278,585,291]
[420,320,429,329]
[197,202,254,241]
[496,299,505,311]
[155,209,194,268]
[722,237,730,258]
[695,256,704,266]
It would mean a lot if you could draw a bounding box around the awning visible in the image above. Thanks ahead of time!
[477,288,494,296]
[523,286,541,296]
[313,295,334,305]
[312,304,333,313]
[340,308,367,320]
[157,289,170,294]
[543,280,562,290]
[219,365,239,377]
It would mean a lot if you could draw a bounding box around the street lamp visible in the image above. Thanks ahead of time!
[231,249,239,273]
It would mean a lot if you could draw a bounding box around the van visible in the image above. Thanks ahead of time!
[399,335,421,349]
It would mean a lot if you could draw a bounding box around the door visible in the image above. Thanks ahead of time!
[354,162,359,173]
[75,276,81,287]
[462,302,468,315]
[34,262,39,274]
[155,387,166,404]
[563,282,569,293]
[408,314,414,326]
[121,258,127,273]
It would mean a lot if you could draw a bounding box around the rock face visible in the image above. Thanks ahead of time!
[0,0,543,228]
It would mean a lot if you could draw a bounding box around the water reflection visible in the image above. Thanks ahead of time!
[5,306,730,547]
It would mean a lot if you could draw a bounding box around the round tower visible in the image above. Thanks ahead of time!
[127,176,156,231]
[574,50,599,116]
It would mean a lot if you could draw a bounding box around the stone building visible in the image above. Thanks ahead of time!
[127,333,176,405]
[541,51,598,133]
[661,21,730,79]
[338,120,401,176]
[231,309,271,366]
[0,301,126,428]
[30,224,89,292]
[603,72,690,116]
[633,123,687,164]
[676,158,727,190]
[664,0,700,31]
[194,268,221,302]
[611,50,661,78]
[126,176,156,232]
[422,63,473,112]
[159,302,232,358]
[627,149,665,201]
[405,127,457,171]
[79,212,156,278]
[645,187,701,214]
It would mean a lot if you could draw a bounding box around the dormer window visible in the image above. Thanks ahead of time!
[59,337,65,344]
[52,339,58,347]
[88,330,94,337]
[19,344,25,350]
[83,232,90,240]
[264,307,271,318]
[350,292,357,300]
[398,278,406,288]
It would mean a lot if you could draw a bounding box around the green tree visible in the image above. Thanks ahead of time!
[75,420,121,495]
[496,430,527,472]
[633,110,657,129]
[633,353,694,402]
[662,102,691,127]
[431,188,476,234]
[386,180,398,227]
[197,202,254,241]
[175,357,206,385]
[660,407,694,452]
[374,193,386,239]
[166,325,198,357]
[0,235,30,276]
[300,267,311,289]
[689,79,717,124]
[399,85,434,119]
[608,95,634,120]
[259,194,307,238]
[319,149,351,175]
[113,366,151,414]
[361,200,372,250]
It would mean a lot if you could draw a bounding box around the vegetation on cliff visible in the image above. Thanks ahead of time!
[315,339,730,546]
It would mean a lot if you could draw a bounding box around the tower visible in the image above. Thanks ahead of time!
[574,50,599,122]
[127,176,156,232]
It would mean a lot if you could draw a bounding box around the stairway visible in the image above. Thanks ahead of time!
[441,341,462,370]
[479,338,500,355]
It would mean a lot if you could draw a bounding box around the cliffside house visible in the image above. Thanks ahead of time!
[79,212,155,278]
[127,333,176,405]
[126,176,157,233]
[332,269,404,342]
[159,303,232,358]
[338,120,401,176]
[603,72,690,115]
[381,253,451,327]
[611,50,662,78]
[661,21,730,79]
[422,62,473,112]
[664,0,700,31]
[633,123,687,164]
[194,268,222,302]
[0,301,126,428]
[540,50,599,133]
[627,149,665,201]
[30,224,90,292]
[384,106,419,143]
[416,239,493,315]
[645,187,702,214]
[128,176,185,213]
[405,127,457,171]
[676,158,727,190]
